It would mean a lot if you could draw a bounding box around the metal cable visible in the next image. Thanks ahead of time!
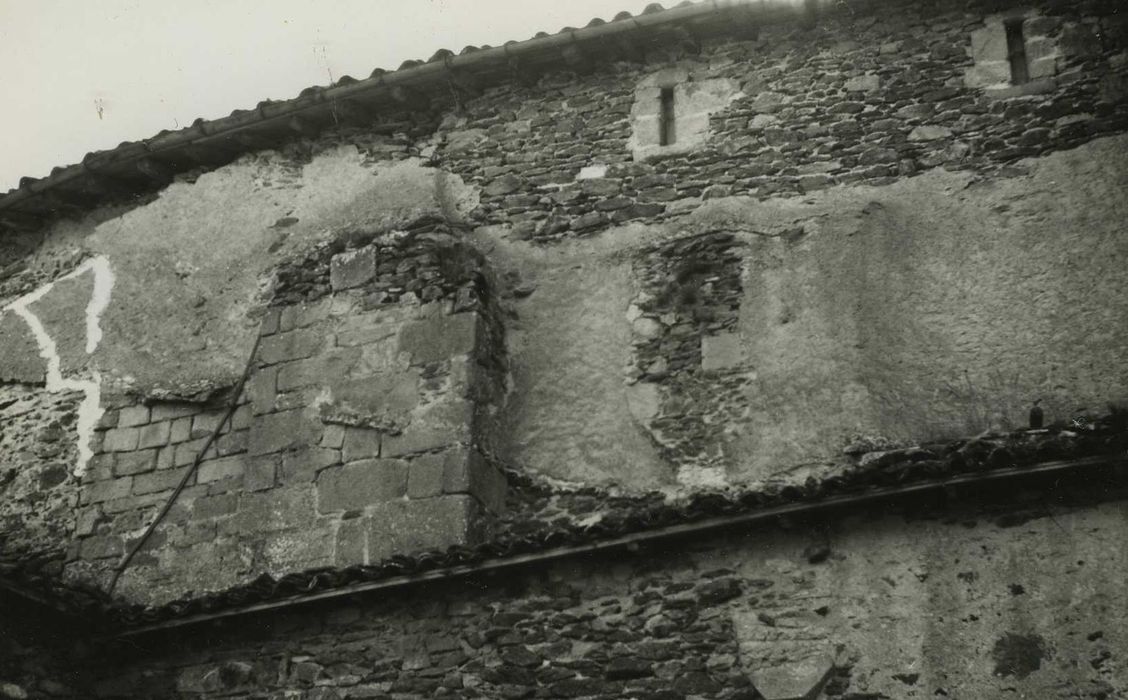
[107,333,262,595]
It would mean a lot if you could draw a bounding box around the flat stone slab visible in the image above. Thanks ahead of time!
[751,654,836,700]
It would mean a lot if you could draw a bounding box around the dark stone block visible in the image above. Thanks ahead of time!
[606,657,653,680]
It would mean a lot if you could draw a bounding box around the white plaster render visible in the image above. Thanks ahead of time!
[1,256,114,476]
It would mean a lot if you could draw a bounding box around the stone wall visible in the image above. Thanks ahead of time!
[89,480,1128,699]
[56,225,507,605]
[0,387,82,568]
[0,0,1127,605]
[435,0,1128,241]
[492,134,1128,491]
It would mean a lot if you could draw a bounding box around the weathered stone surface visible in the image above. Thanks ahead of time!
[132,466,191,495]
[750,655,836,700]
[279,447,340,484]
[317,459,408,512]
[275,348,361,392]
[137,421,171,449]
[243,456,276,491]
[259,328,324,365]
[249,409,320,455]
[329,247,377,292]
[366,495,479,561]
[381,399,473,458]
[197,456,245,484]
[321,372,419,430]
[341,427,382,463]
[247,365,278,415]
[102,427,141,453]
[397,312,478,365]
[844,74,880,92]
[441,448,506,514]
[112,449,157,477]
[262,527,333,570]
[407,453,445,499]
[334,516,367,566]
[908,125,953,141]
[227,486,316,534]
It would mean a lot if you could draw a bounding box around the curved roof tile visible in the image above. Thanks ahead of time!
[0,1,754,229]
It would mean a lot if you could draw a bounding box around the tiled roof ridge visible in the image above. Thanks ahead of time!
[0,0,757,234]
[99,411,1128,633]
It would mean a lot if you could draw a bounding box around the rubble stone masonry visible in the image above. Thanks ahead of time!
[434,0,1128,241]
[0,0,1126,694]
[90,483,1128,699]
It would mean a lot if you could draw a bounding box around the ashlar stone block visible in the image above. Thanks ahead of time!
[259,328,324,366]
[317,459,408,513]
[366,495,480,562]
[249,409,320,455]
[330,246,377,291]
[441,448,506,515]
[226,486,316,534]
[138,421,172,449]
[397,312,479,365]
[102,427,141,453]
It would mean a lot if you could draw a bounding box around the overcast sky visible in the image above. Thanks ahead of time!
[0,0,660,190]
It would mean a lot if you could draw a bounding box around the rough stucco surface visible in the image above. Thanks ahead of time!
[23,146,473,396]
[483,228,671,490]
[488,134,1128,490]
[719,135,1128,479]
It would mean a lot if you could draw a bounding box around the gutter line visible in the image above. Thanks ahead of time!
[111,453,1125,638]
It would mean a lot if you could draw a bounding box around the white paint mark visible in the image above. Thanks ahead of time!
[2,255,115,476]
[84,256,114,353]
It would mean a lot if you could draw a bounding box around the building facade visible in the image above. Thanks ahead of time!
[1,0,1127,697]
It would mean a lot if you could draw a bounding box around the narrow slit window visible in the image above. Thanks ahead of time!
[659,87,676,146]
[1004,19,1029,85]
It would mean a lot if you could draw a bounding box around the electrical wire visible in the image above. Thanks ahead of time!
[107,333,262,595]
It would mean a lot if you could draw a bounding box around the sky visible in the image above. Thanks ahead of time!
[0,0,660,191]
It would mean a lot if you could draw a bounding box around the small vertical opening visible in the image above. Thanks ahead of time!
[658,87,676,146]
[1004,19,1030,85]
